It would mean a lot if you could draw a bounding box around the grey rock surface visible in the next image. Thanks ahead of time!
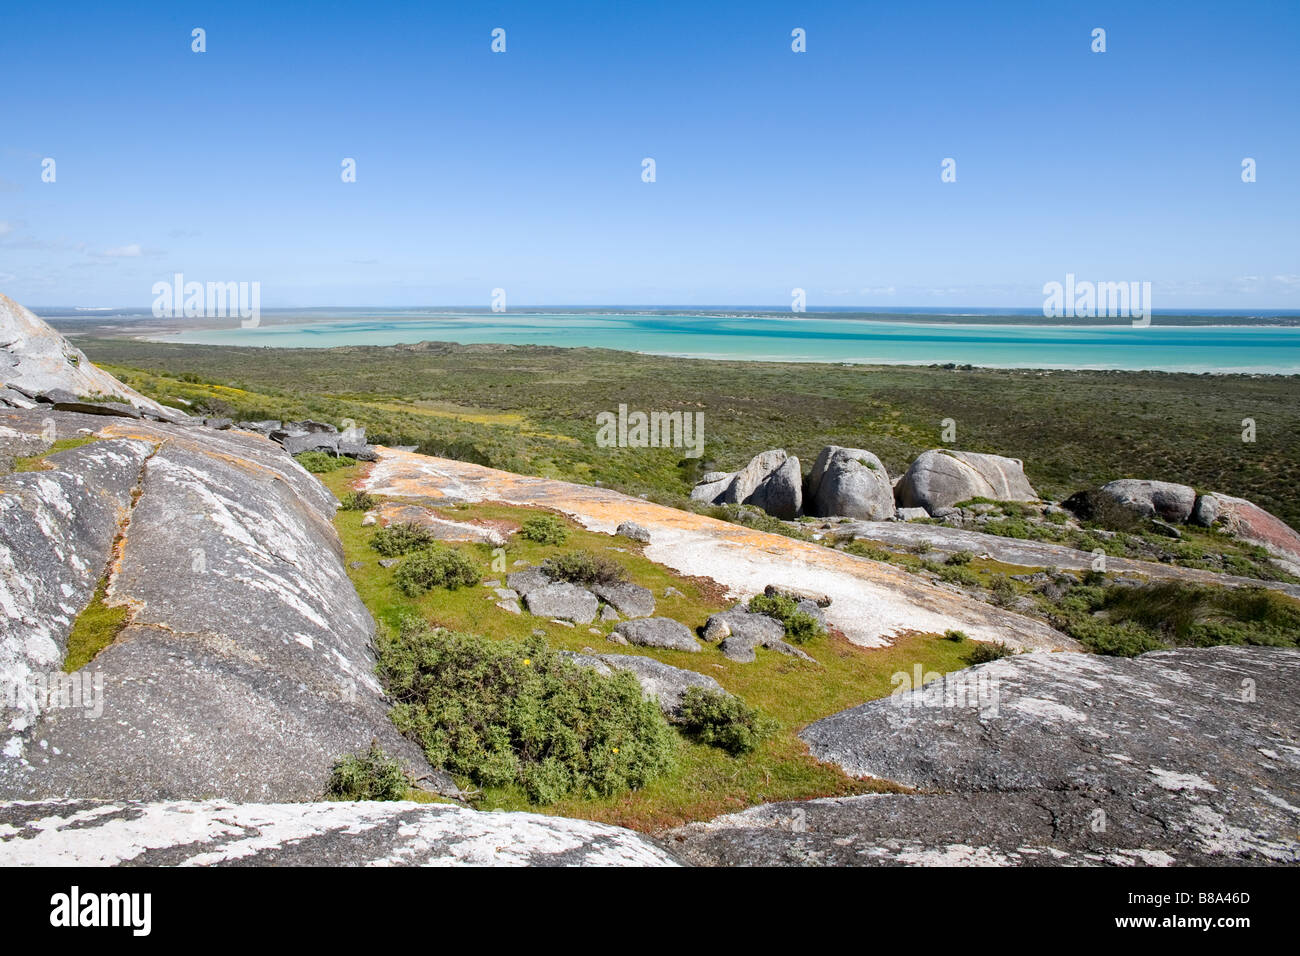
[616,521,651,543]
[590,581,655,618]
[692,449,802,519]
[895,449,1037,514]
[0,799,680,866]
[666,647,1300,866]
[764,583,832,607]
[524,583,599,624]
[560,650,725,715]
[506,567,552,597]
[612,617,700,652]
[1099,479,1197,523]
[807,446,895,520]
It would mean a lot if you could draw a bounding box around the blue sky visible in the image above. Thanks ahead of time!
[2,0,1297,309]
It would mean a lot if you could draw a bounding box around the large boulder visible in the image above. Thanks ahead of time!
[589,581,655,618]
[691,449,802,519]
[807,446,895,520]
[612,617,701,652]
[0,799,680,866]
[0,411,444,802]
[1098,479,1197,523]
[523,583,599,624]
[670,646,1300,866]
[0,294,167,414]
[895,450,1037,514]
[1195,493,1300,568]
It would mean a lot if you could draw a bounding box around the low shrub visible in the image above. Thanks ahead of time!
[747,593,826,644]
[371,521,438,556]
[988,575,1018,607]
[944,629,968,642]
[963,641,1016,665]
[378,624,676,803]
[394,547,482,596]
[324,742,410,801]
[519,513,569,545]
[295,451,349,473]
[339,490,376,511]
[947,550,974,565]
[675,687,775,755]
[541,550,628,587]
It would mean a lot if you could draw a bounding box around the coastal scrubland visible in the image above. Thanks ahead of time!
[81,337,1300,528]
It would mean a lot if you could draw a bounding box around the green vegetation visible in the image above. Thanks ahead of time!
[313,461,975,830]
[370,521,437,556]
[519,513,569,545]
[12,436,97,473]
[540,549,627,587]
[747,593,826,644]
[63,575,129,672]
[339,490,375,511]
[294,450,349,473]
[324,742,410,801]
[963,641,1017,665]
[378,622,676,803]
[393,546,481,596]
[1041,578,1300,657]
[676,688,776,755]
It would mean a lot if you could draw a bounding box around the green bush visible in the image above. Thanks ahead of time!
[988,575,1018,607]
[394,547,482,596]
[295,451,349,473]
[370,521,438,556]
[944,629,968,642]
[378,624,676,803]
[676,688,775,755]
[541,550,628,587]
[963,641,1016,665]
[947,550,974,565]
[519,513,569,545]
[339,490,376,511]
[324,742,410,801]
[747,593,826,644]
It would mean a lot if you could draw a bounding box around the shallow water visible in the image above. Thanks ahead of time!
[160,312,1300,373]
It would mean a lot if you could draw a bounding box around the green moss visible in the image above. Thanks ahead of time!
[13,436,97,473]
[63,575,129,672]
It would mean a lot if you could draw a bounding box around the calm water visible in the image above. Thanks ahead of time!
[158,313,1300,373]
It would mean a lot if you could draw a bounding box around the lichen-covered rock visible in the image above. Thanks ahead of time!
[523,583,599,624]
[612,617,700,652]
[0,294,166,413]
[1099,479,1197,523]
[506,567,552,597]
[589,581,655,618]
[807,446,895,520]
[1,414,443,802]
[667,647,1300,866]
[0,799,680,866]
[1196,493,1300,567]
[616,521,651,543]
[895,449,1037,514]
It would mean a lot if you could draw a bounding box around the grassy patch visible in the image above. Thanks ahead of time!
[63,575,129,672]
[12,436,97,473]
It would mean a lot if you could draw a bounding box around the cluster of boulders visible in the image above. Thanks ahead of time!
[691,445,1037,523]
[237,418,378,461]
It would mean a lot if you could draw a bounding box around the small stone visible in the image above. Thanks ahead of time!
[496,600,522,615]
[378,558,398,568]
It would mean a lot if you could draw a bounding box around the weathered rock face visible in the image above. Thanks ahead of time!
[0,294,166,413]
[691,449,802,519]
[560,650,724,716]
[807,446,895,520]
[1099,479,1197,523]
[612,617,700,652]
[667,647,1300,866]
[1197,493,1300,568]
[0,799,680,866]
[523,583,599,624]
[589,581,655,618]
[895,450,1037,514]
[0,408,441,802]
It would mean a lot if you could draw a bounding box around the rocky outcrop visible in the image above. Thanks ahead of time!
[560,650,724,715]
[704,606,816,663]
[523,583,599,624]
[0,799,679,866]
[895,449,1037,514]
[612,617,700,652]
[690,449,802,519]
[669,646,1300,866]
[1098,479,1197,523]
[1193,493,1300,570]
[589,581,655,618]
[0,406,443,802]
[0,294,168,414]
[807,446,894,520]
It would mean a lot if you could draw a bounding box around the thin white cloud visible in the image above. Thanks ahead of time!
[102,243,143,258]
